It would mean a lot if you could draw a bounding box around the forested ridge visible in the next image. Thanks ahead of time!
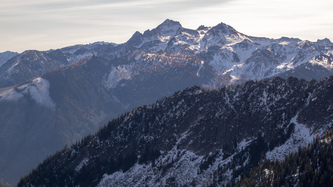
[17,77,333,186]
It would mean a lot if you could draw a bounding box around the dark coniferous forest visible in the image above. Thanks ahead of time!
[237,130,333,187]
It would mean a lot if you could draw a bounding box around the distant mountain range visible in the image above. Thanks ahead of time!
[0,51,18,67]
[0,19,333,184]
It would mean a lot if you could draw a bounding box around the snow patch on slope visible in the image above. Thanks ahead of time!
[7,62,19,75]
[0,77,55,108]
[266,114,315,161]
[0,87,23,101]
[75,158,89,172]
[309,53,333,70]
[98,144,242,187]
[20,78,55,108]
[196,60,204,76]
[103,65,138,89]
[98,148,202,187]
[68,53,93,64]
[209,50,239,74]
[237,138,254,151]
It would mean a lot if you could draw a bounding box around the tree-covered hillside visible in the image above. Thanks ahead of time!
[18,77,333,186]
[237,130,333,187]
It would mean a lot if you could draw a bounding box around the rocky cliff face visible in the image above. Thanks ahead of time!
[18,77,333,186]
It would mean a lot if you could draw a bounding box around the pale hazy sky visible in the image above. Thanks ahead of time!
[1,0,332,53]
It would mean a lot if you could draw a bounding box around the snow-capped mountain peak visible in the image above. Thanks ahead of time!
[156,19,182,37]
[210,22,238,35]
[120,19,333,83]
[199,22,249,50]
